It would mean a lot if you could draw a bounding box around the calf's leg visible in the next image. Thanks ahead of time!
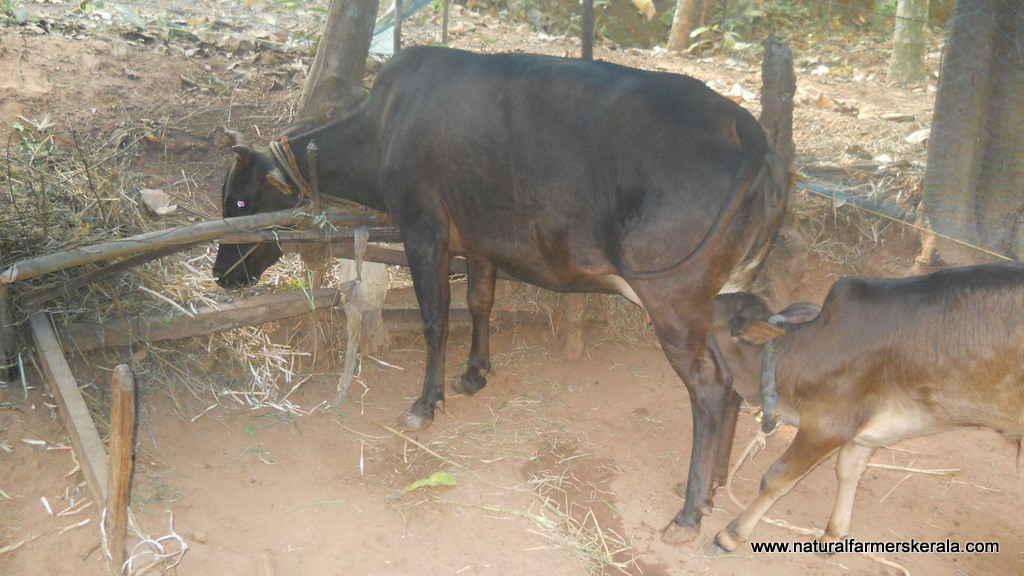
[708,332,741,488]
[822,442,874,543]
[715,425,845,551]
[713,388,742,488]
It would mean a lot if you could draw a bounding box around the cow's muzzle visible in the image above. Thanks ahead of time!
[212,242,283,288]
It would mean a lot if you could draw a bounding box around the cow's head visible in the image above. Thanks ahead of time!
[710,292,820,405]
[212,132,302,288]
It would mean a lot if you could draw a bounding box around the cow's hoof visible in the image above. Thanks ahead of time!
[452,372,486,395]
[398,411,433,431]
[714,529,740,553]
[661,520,700,545]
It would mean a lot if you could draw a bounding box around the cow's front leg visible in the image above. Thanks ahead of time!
[453,259,497,395]
[399,227,452,431]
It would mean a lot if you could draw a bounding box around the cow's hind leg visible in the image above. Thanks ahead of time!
[715,425,845,551]
[453,259,497,395]
[632,289,731,544]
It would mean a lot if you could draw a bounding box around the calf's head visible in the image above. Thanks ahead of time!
[711,292,820,406]
[213,137,301,288]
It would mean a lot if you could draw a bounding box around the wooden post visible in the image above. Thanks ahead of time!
[0,284,16,378]
[581,0,594,60]
[759,36,795,170]
[394,0,403,54]
[28,312,108,507]
[441,0,450,44]
[105,365,135,574]
[558,294,587,360]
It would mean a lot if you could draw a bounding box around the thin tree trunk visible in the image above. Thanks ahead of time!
[888,0,930,84]
[667,0,696,52]
[297,0,380,119]
[296,0,391,353]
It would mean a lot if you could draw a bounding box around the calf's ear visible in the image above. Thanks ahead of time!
[737,319,786,345]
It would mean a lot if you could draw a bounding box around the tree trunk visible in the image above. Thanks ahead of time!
[916,0,1024,268]
[888,0,930,84]
[667,0,697,52]
[297,0,380,119]
[581,0,594,60]
[297,0,392,353]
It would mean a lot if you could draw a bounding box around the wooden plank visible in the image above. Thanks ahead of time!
[28,312,108,508]
[104,365,135,573]
[3,210,302,283]
[59,290,540,352]
[62,288,345,352]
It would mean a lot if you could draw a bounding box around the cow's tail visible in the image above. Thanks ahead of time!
[619,114,772,280]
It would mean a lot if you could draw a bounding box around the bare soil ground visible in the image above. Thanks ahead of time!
[2,2,1021,575]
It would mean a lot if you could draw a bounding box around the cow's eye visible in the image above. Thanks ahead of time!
[237,200,246,208]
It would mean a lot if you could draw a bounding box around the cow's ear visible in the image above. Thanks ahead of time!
[232,145,253,168]
[737,319,786,345]
[770,302,821,324]
[224,128,246,147]
[266,167,294,195]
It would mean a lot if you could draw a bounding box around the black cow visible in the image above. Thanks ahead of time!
[213,46,789,540]
[710,263,1024,551]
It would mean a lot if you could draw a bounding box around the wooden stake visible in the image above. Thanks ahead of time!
[558,293,587,360]
[105,365,135,575]
[28,312,108,507]
[0,284,16,376]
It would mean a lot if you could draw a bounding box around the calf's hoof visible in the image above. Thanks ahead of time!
[714,529,741,553]
[661,520,700,545]
[819,530,846,545]
[813,531,846,556]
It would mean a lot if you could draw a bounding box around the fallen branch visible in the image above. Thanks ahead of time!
[866,463,959,475]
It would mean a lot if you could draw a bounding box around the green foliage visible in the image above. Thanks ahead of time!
[689,24,762,56]
[475,33,497,48]
[80,0,105,12]
[404,471,457,492]
[2,0,30,23]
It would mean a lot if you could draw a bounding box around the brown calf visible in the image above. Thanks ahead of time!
[711,263,1024,551]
